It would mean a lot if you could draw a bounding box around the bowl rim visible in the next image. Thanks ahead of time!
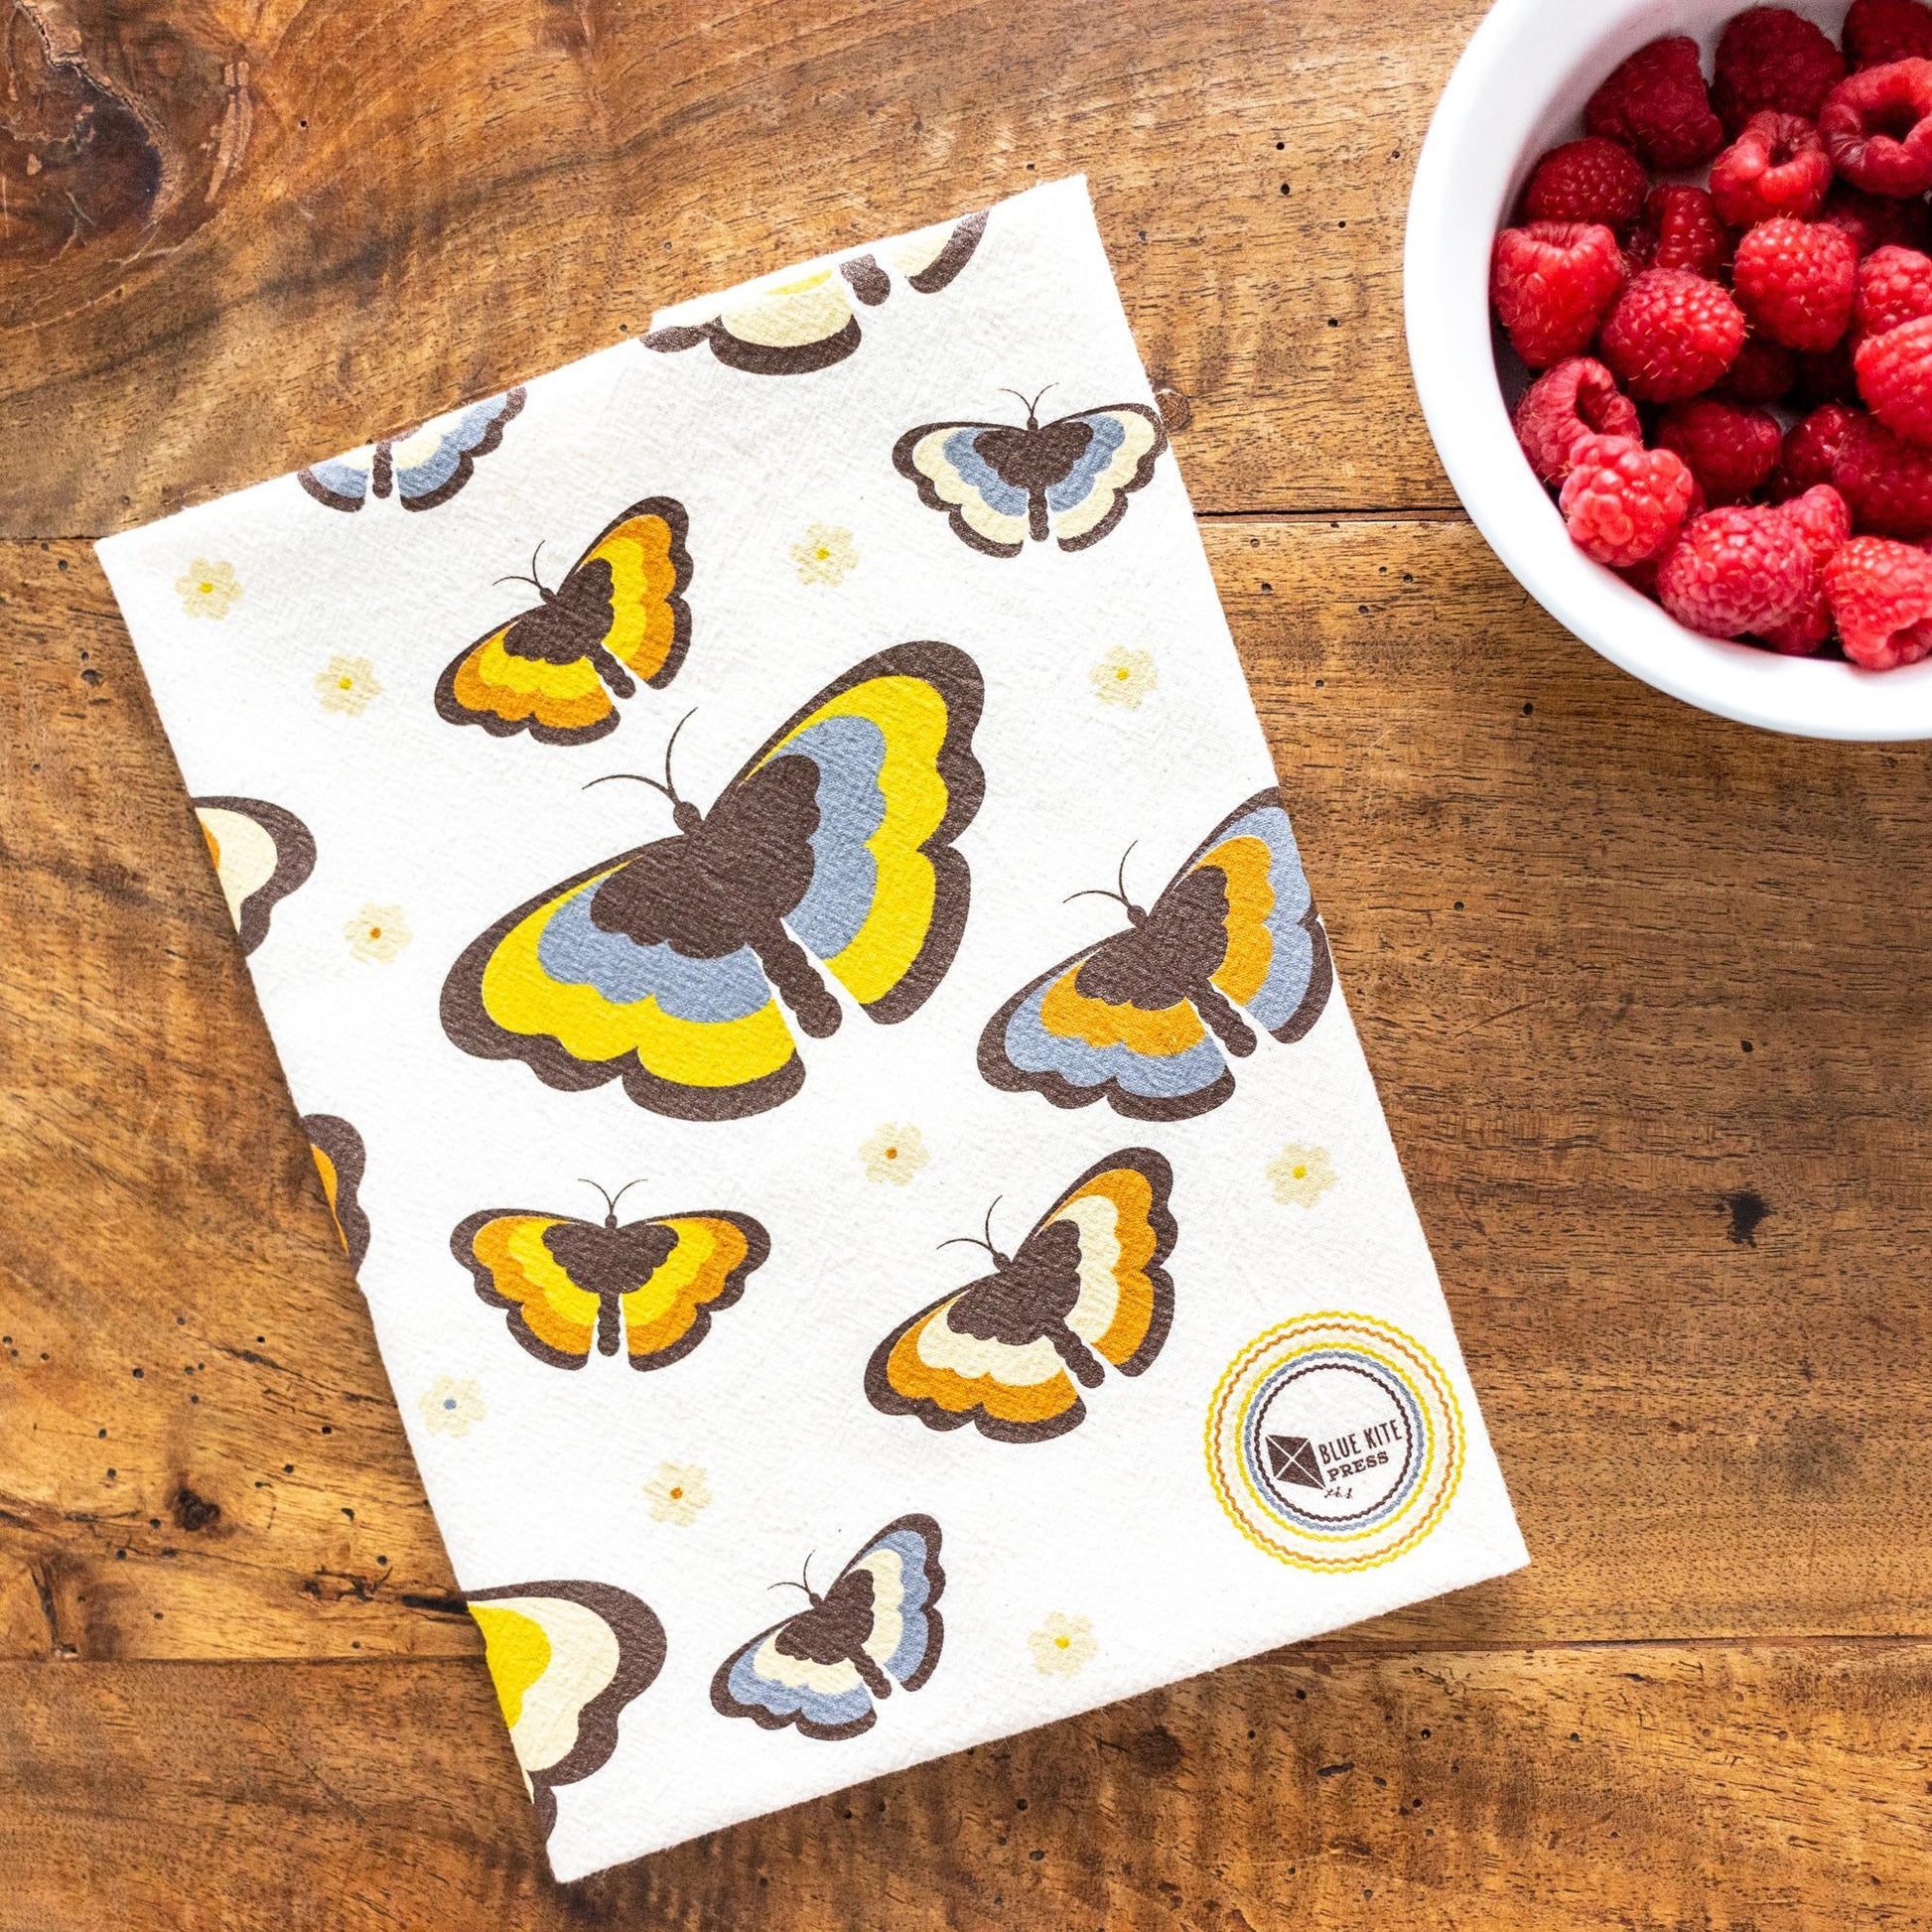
[1404,0,1932,742]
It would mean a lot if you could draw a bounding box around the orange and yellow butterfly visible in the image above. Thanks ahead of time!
[451,1181,767,1373]
[441,640,985,1121]
[865,1149,1177,1444]
[434,497,693,748]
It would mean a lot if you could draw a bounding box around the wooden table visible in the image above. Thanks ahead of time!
[5,1,1931,1923]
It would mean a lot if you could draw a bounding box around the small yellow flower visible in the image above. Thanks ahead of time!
[1269,1142,1337,1208]
[791,523,858,587]
[316,654,382,716]
[644,1462,712,1525]
[1091,646,1157,709]
[1029,1612,1097,1678]
[177,558,242,621]
[420,1376,484,1438]
[345,903,411,964]
[860,1123,929,1186]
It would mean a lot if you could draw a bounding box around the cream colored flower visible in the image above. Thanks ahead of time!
[791,523,858,587]
[345,903,411,963]
[316,654,382,715]
[1269,1142,1337,1208]
[419,1376,484,1438]
[1030,1612,1097,1677]
[860,1123,929,1186]
[177,558,242,621]
[1091,645,1157,709]
[644,1462,712,1525]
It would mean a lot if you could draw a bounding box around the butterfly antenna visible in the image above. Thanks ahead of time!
[1063,885,1132,911]
[937,1232,999,1259]
[490,540,549,595]
[583,772,677,805]
[983,1195,1003,1254]
[1115,840,1139,904]
[660,708,698,805]
[577,1178,619,1218]
[1029,383,1056,418]
[606,1178,648,1215]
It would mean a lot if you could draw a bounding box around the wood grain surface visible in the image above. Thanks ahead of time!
[4,0,1930,1924]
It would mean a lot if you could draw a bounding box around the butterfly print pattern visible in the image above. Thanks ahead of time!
[299,386,524,513]
[467,1578,667,1840]
[440,640,986,1120]
[303,1113,370,1271]
[866,1150,1176,1443]
[644,211,986,376]
[980,792,1332,1122]
[711,1516,945,1740]
[893,389,1168,556]
[435,498,694,747]
[193,795,316,955]
[451,1185,767,1372]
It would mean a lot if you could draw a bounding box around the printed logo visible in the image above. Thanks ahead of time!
[1205,1313,1464,1572]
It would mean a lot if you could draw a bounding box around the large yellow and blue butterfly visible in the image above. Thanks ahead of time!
[865,1150,1177,1444]
[979,792,1332,1121]
[434,498,693,748]
[467,1577,665,1841]
[893,387,1169,556]
[451,1181,767,1372]
[441,641,985,1120]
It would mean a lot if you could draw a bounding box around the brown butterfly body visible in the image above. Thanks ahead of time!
[943,1221,1106,1390]
[773,1572,893,1699]
[974,419,1104,541]
[499,563,636,698]
[541,1214,680,1355]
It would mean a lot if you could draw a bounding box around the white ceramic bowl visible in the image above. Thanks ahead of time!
[1406,0,1932,740]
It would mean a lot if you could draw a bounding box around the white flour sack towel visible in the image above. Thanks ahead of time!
[96,177,1526,1881]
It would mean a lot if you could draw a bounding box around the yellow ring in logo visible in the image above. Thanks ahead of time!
[1205,1312,1465,1573]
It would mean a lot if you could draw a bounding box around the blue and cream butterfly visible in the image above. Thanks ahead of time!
[866,1150,1177,1443]
[298,386,524,512]
[710,1516,945,1741]
[468,1578,666,1840]
[893,387,1169,556]
[440,642,986,1120]
[979,791,1332,1122]
[451,1181,767,1372]
[644,211,986,376]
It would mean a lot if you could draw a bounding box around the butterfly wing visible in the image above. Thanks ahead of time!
[388,386,525,510]
[725,639,985,1023]
[710,1515,945,1740]
[1038,405,1168,551]
[297,446,375,511]
[978,927,1238,1123]
[194,795,316,955]
[645,267,862,375]
[435,497,694,747]
[452,1210,604,1367]
[302,1114,369,1271]
[622,1211,768,1367]
[467,1578,665,1840]
[892,421,1031,557]
[866,1150,1175,1442]
[886,208,988,294]
[1182,789,1332,1043]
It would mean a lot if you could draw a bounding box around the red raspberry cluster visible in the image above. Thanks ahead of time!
[1491,3,1932,671]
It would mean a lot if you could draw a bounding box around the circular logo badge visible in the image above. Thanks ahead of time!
[1206,1313,1464,1572]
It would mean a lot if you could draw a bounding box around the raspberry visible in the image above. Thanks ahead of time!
[1655,397,1784,503]
[1521,138,1651,229]
[1778,482,1855,567]
[1512,356,1642,484]
[1845,0,1932,69]
[1855,313,1932,445]
[1824,534,1932,665]
[1856,244,1932,343]
[1491,221,1627,368]
[1833,411,1932,535]
[1656,506,1816,636]
[1714,8,1847,130]
[1559,433,1698,567]
[1599,267,1746,400]
[1759,590,1836,652]
[1732,216,1859,351]
[1710,112,1834,227]
[1721,336,1797,403]
[1587,36,1725,169]
[1818,180,1932,257]
[1772,402,1863,496]
[1625,185,1733,278]
[1820,60,1932,195]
